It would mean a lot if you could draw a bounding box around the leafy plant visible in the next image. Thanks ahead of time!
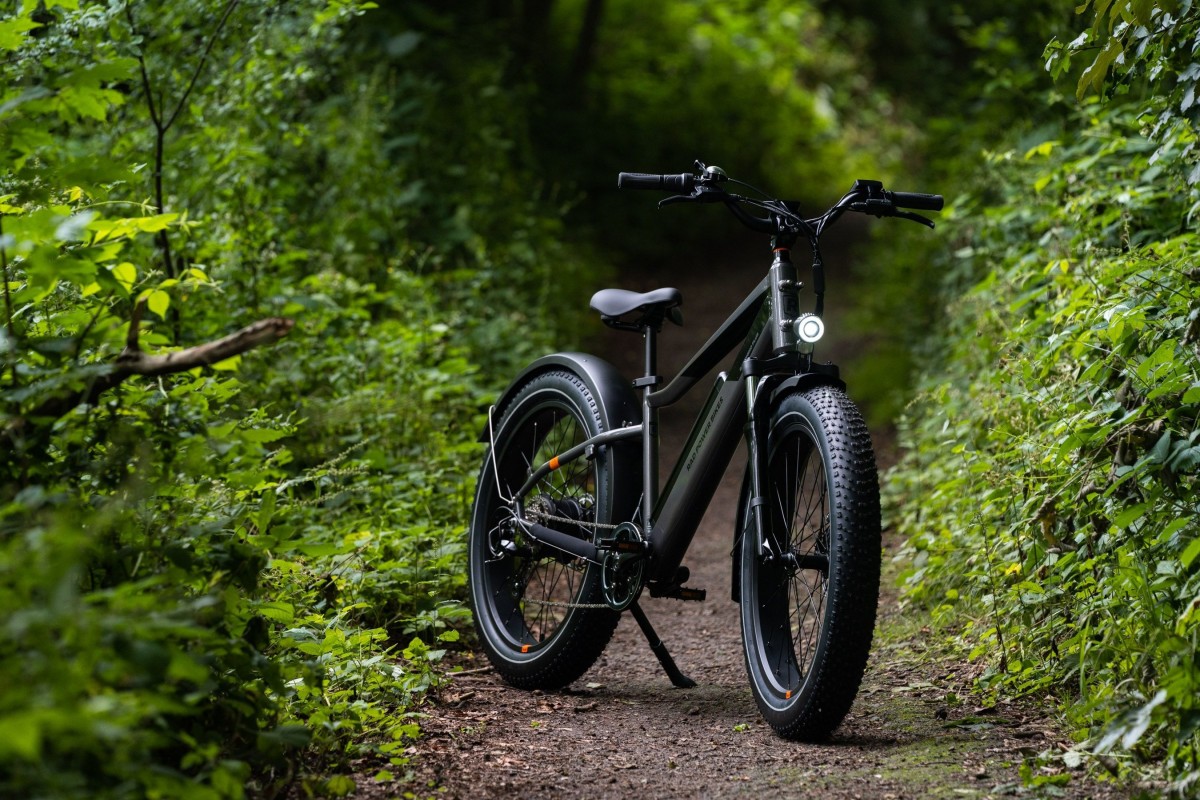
[886,59,1200,796]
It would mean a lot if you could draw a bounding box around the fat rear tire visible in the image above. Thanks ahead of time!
[468,370,636,689]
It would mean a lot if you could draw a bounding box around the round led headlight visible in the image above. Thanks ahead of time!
[794,314,824,344]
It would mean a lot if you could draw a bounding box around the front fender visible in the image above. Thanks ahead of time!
[769,370,846,402]
[479,352,642,442]
[733,369,847,603]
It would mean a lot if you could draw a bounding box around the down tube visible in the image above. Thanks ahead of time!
[647,336,772,584]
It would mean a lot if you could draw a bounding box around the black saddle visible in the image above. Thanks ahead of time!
[590,287,683,331]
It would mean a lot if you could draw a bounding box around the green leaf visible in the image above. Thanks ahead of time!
[146,289,170,319]
[257,723,311,752]
[210,354,242,372]
[0,712,42,760]
[240,427,288,443]
[57,85,123,122]
[256,601,295,624]
[1127,0,1154,26]
[0,87,53,119]
[110,262,137,293]
[207,420,238,438]
[324,775,356,796]
[1149,430,1172,464]
[1113,503,1150,529]
[89,213,179,243]
[1077,38,1123,98]
[0,17,41,52]
[1162,517,1192,542]
[257,491,276,536]
[1180,537,1200,569]
[167,651,211,685]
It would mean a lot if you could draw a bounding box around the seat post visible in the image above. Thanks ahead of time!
[640,324,660,528]
[643,323,658,379]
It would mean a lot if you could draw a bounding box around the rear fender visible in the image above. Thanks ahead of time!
[480,352,644,527]
[480,352,643,442]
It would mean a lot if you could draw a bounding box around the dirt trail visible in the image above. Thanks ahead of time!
[390,230,1129,799]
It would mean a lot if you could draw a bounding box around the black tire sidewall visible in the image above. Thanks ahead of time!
[739,386,880,738]
[468,370,621,687]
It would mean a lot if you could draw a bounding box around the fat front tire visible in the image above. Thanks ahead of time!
[468,370,635,689]
[739,385,880,739]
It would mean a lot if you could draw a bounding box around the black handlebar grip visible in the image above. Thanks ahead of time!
[887,191,944,211]
[617,172,696,192]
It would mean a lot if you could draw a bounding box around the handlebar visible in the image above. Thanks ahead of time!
[887,191,943,212]
[616,162,943,238]
[617,172,696,192]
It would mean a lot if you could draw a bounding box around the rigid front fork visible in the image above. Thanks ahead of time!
[743,374,776,563]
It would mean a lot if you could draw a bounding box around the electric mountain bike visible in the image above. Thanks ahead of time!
[468,162,942,739]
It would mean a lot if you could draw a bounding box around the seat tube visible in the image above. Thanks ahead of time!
[641,325,659,533]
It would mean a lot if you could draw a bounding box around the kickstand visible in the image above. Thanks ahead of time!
[629,601,696,689]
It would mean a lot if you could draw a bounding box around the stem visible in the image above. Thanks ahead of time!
[126,3,176,294]
[124,0,240,341]
[1,215,14,340]
[164,0,241,132]
[1,214,18,391]
[153,128,174,279]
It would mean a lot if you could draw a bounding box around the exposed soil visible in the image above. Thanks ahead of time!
[368,228,1132,799]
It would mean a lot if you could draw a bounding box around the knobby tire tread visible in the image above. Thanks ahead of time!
[741,385,880,740]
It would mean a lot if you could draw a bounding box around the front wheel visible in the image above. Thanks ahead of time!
[739,385,880,739]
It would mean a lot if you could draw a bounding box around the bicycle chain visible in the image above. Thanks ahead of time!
[518,510,638,611]
[524,509,623,532]
[521,597,612,610]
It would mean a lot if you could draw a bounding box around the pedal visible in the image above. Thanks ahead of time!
[648,583,707,602]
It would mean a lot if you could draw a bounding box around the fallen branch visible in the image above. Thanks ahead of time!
[17,315,294,425]
[115,315,294,379]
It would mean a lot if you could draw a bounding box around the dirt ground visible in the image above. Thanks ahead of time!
[370,227,1134,799]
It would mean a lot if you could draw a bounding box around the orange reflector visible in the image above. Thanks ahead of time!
[548,456,560,470]
[785,690,792,699]
[521,644,530,653]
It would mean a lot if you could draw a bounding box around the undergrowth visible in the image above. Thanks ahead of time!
[887,4,1200,790]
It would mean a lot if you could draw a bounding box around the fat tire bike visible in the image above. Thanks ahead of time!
[468,162,942,739]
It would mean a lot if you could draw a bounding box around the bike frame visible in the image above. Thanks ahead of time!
[507,243,843,588]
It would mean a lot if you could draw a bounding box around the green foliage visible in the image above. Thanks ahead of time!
[1,0,575,796]
[547,0,905,193]
[886,20,1200,789]
[827,2,1082,422]
[460,0,913,253]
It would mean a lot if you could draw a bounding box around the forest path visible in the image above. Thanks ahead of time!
[392,226,1127,800]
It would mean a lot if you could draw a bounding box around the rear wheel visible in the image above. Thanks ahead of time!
[469,370,634,689]
[739,386,880,739]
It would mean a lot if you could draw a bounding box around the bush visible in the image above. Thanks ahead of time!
[887,88,1200,793]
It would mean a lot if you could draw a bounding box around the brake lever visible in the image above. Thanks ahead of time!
[848,200,934,228]
[658,194,694,208]
[895,210,935,228]
[659,185,728,209]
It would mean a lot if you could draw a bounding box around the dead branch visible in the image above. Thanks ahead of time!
[13,316,294,426]
[116,316,293,378]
